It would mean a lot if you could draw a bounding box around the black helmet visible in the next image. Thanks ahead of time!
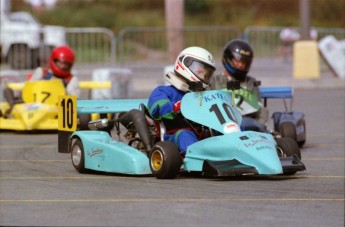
[222,39,254,81]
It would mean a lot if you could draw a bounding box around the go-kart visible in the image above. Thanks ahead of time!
[57,84,306,179]
[260,86,306,147]
[230,80,306,147]
[0,80,64,131]
[0,79,111,131]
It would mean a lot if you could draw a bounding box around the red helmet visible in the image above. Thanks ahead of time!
[50,45,75,78]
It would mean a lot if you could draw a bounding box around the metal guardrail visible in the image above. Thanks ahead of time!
[118,26,241,66]
[1,26,344,71]
[65,27,116,68]
[244,26,345,57]
[0,27,117,70]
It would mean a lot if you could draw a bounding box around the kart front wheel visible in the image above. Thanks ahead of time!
[276,137,301,160]
[276,138,302,175]
[149,142,182,179]
[71,139,86,173]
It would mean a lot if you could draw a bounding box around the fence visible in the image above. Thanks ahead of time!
[118,25,345,63]
[65,27,116,67]
[0,27,116,70]
[244,26,345,57]
[1,25,344,72]
[118,26,241,67]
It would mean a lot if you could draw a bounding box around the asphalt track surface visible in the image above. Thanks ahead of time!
[0,87,344,227]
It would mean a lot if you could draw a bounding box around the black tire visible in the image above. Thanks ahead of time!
[297,120,306,148]
[71,139,86,173]
[298,140,306,148]
[276,137,301,160]
[149,141,182,179]
[279,122,296,141]
[78,114,92,130]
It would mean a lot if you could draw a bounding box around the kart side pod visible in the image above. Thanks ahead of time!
[183,131,306,177]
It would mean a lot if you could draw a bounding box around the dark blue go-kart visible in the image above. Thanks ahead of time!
[57,88,305,179]
[230,81,306,148]
[260,86,306,147]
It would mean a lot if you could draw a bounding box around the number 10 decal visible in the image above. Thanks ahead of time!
[209,103,237,125]
[58,96,77,132]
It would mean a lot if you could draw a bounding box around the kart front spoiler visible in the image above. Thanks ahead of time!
[202,155,306,177]
[280,155,306,174]
[202,159,258,177]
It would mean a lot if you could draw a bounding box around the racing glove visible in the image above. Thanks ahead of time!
[173,100,181,113]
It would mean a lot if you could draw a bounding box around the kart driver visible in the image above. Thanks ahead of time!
[147,46,216,155]
[27,45,80,97]
[2,45,79,116]
[210,39,269,132]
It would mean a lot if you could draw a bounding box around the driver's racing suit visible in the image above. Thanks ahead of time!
[147,85,198,155]
[27,67,80,97]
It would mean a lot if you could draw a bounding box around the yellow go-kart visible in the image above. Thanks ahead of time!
[0,80,64,131]
[0,79,111,131]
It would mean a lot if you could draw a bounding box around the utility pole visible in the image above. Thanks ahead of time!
[300,0,311,40]
[165,0,184,62]
[294,0,320,80]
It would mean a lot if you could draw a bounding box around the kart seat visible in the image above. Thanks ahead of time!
[115,108,153,151]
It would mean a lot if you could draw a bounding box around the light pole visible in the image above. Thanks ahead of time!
[165,0,185,62]
[300,0,311,40]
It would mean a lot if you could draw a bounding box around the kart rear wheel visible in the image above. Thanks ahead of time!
[149,141,182,179]
[298,140,306,147]
[279,122,296,141]
[71,139,86,173]
[297,120,306,148]
[276,137,301,160]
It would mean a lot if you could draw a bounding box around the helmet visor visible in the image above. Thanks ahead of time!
[230,52,252,72]
[54,59,73,72]
[188,60,215,84]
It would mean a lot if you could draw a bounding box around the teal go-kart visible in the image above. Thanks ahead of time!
[58,86,305,179]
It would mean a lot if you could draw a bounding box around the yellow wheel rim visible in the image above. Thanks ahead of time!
[151,150,163,171]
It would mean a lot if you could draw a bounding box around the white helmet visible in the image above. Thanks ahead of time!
[165,46,216,92]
